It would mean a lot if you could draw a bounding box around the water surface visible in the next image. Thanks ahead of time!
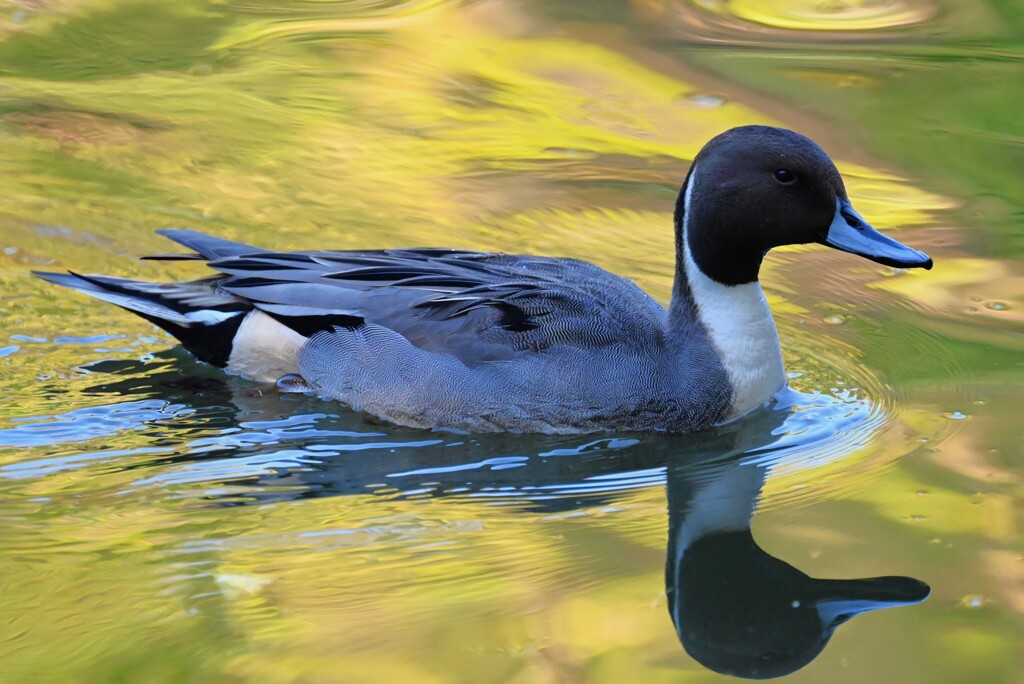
[1,1,1021,682]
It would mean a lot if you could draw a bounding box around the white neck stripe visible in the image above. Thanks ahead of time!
[682,168,787,419]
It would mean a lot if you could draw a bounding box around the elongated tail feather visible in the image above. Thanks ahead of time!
[32,270,249,367]
[155,228,258,260]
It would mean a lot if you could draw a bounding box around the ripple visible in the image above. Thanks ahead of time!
[695,0,936,32]
[674,92,729,109]
[0,386,869,507]
[212,0,456,49]
[0,319,914,515]
[0,399,191,451]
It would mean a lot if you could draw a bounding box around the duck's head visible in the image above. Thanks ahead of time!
[677,126,933,285]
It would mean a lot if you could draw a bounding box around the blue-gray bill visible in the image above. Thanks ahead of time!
[821,198,933,270]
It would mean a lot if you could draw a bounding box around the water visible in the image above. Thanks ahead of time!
[1,1,1021,682]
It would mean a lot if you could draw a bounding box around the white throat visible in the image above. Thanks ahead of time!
[681,170,786,419]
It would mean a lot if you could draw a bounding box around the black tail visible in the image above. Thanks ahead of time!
[33,270,249,367]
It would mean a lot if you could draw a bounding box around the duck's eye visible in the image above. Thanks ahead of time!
[774,168,797,184]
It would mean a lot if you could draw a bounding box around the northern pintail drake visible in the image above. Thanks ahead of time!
[35,126,932,433]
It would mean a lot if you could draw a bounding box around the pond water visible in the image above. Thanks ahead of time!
[1,0,1021,682]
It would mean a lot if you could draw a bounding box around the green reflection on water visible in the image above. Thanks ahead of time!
[0,1,1021,682]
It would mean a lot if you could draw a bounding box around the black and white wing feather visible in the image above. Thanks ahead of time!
[36,229,669,367]
[174,230,668,364]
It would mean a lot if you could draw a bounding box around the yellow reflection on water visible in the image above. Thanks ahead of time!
[2,1,1021,683]
[695,0,936,31]
[0,0,946,258]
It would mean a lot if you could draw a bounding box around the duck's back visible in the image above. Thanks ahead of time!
[203,240,671,365]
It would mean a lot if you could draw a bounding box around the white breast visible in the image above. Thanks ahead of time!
[682,173,787,419]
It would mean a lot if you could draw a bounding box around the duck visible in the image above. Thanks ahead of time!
[34,125,933,434]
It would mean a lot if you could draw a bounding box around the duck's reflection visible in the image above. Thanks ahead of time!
[665,449,929,679]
